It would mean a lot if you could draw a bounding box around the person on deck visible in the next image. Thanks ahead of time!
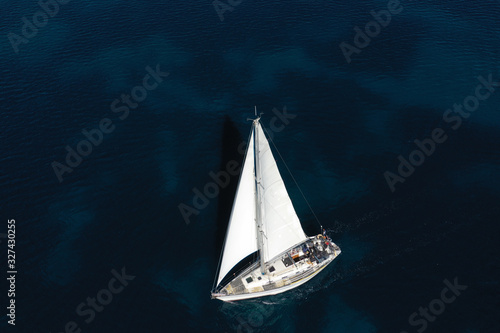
[302,245,309,256]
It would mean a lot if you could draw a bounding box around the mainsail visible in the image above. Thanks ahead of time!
[216,118,307,287]
[255,122,307,262]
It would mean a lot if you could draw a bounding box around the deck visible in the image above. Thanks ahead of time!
[213,234,341,299]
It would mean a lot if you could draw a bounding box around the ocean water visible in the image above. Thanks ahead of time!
[1,0,499,332]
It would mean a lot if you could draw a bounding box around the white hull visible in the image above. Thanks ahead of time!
[214,261,330,302]
[212,235,340,302]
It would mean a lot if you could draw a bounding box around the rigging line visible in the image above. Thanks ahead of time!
[261,124,323,232]
[212,240,224,292]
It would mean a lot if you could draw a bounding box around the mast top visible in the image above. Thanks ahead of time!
[252,106,264,123]
[248,106,262,123]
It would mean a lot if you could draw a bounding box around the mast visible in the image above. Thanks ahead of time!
[253,116,266,275]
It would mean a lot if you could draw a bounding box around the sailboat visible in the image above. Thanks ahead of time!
[211,109,341,302]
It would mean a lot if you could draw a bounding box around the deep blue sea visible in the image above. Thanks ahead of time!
[1,0,500,332]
